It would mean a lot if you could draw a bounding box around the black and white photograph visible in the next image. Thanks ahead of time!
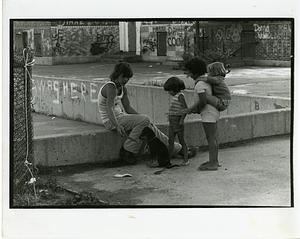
[2,0,299,238]
[10,18,293,207]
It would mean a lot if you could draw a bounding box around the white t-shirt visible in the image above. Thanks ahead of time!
[194,81,220,123]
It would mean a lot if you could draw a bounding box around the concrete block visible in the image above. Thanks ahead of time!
[33,139,49,166]
[52,135,93,166]
[285,109,291,134]
[252,110,287,138]
[273,98,291,109]
[35,57,53,65]
[61,82,75,119]
[228,95,251,115]
[249,96,290,112]
[83,100,98,124]
[34,137,58,166]
[184,121,207,147]
[83,81,101,124]
[218,114,253,144]
[94,130,123,161]
[127,86,138,111]
[72,97,85,121]
[31,78,291,128]
[33,108,291,167]
[152,88,170,124]
[135,86,154,119]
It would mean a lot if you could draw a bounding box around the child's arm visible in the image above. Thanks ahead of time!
[206,75,224,85]
[178,94,187,124]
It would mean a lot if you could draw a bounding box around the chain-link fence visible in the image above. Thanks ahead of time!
[12,48,36,206]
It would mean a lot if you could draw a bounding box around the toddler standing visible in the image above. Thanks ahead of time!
[164,77,189,165]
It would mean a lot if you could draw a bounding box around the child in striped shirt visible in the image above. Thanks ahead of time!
[163,77,189,165]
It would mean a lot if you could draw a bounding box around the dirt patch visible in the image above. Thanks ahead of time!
[12,176,108,207]
[92,187,158,205]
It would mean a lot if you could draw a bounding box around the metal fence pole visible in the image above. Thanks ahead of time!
[12,47,36,202]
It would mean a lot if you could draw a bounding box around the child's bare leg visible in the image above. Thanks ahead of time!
[177,130,189,165]
[205,94,219,109]
[199,122,219,170]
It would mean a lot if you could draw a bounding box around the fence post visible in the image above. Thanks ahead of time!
[12,45,36,204]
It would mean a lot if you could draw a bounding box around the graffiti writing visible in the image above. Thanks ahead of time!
[214,25,242,43]
[52,28,66,55]
[254,23,291,40]
[167,37,183,47]
[142,38,157,52]
[166,26,186,47]
[58,20,119,26]
[90,33,115,55]
[32,79,101,105]
[254,24,271,39]
[153,25,166,32]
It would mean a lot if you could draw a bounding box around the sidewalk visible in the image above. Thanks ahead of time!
[33,62,291,97]
[52,135,291,206]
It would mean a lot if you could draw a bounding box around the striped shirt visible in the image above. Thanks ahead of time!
[98,81,125,123]
[169,92,185,116]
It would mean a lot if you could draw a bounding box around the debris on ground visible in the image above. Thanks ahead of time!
[114,173,133,178]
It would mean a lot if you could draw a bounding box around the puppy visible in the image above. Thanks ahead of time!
[139,127,171,167]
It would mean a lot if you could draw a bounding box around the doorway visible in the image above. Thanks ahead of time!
[157,32,167,56]
[241,30,256,58]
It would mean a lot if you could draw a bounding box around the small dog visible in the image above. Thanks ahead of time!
[139,127,172,167]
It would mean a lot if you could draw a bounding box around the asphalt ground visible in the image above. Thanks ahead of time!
[52,135,291,206]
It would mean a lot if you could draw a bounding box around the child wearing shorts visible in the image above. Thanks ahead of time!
[163,77,189,165]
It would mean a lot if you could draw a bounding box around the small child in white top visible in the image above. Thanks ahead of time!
[163,77,189,165]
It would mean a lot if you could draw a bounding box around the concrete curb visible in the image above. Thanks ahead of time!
[34,108,291,167]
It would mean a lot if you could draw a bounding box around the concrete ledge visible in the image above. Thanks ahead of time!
[253,60,291,67]
[32,77,291,124]
[52,56,105,65]
[34,128,123,167]
[35,57,53,65]
[34,108,291,167]
[157,108,291,147]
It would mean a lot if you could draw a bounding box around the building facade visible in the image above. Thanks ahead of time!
[13,20,292,66]
[139,20,292,66]
[13,20,122,65]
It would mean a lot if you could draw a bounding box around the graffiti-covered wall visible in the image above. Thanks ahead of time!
[140,22,243,62]
[140,24,194,61]
[51,25,119,57]
[201,23,243,62]
[254,22,291,61]
[13,21,120,59]
[140,21,292,64]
